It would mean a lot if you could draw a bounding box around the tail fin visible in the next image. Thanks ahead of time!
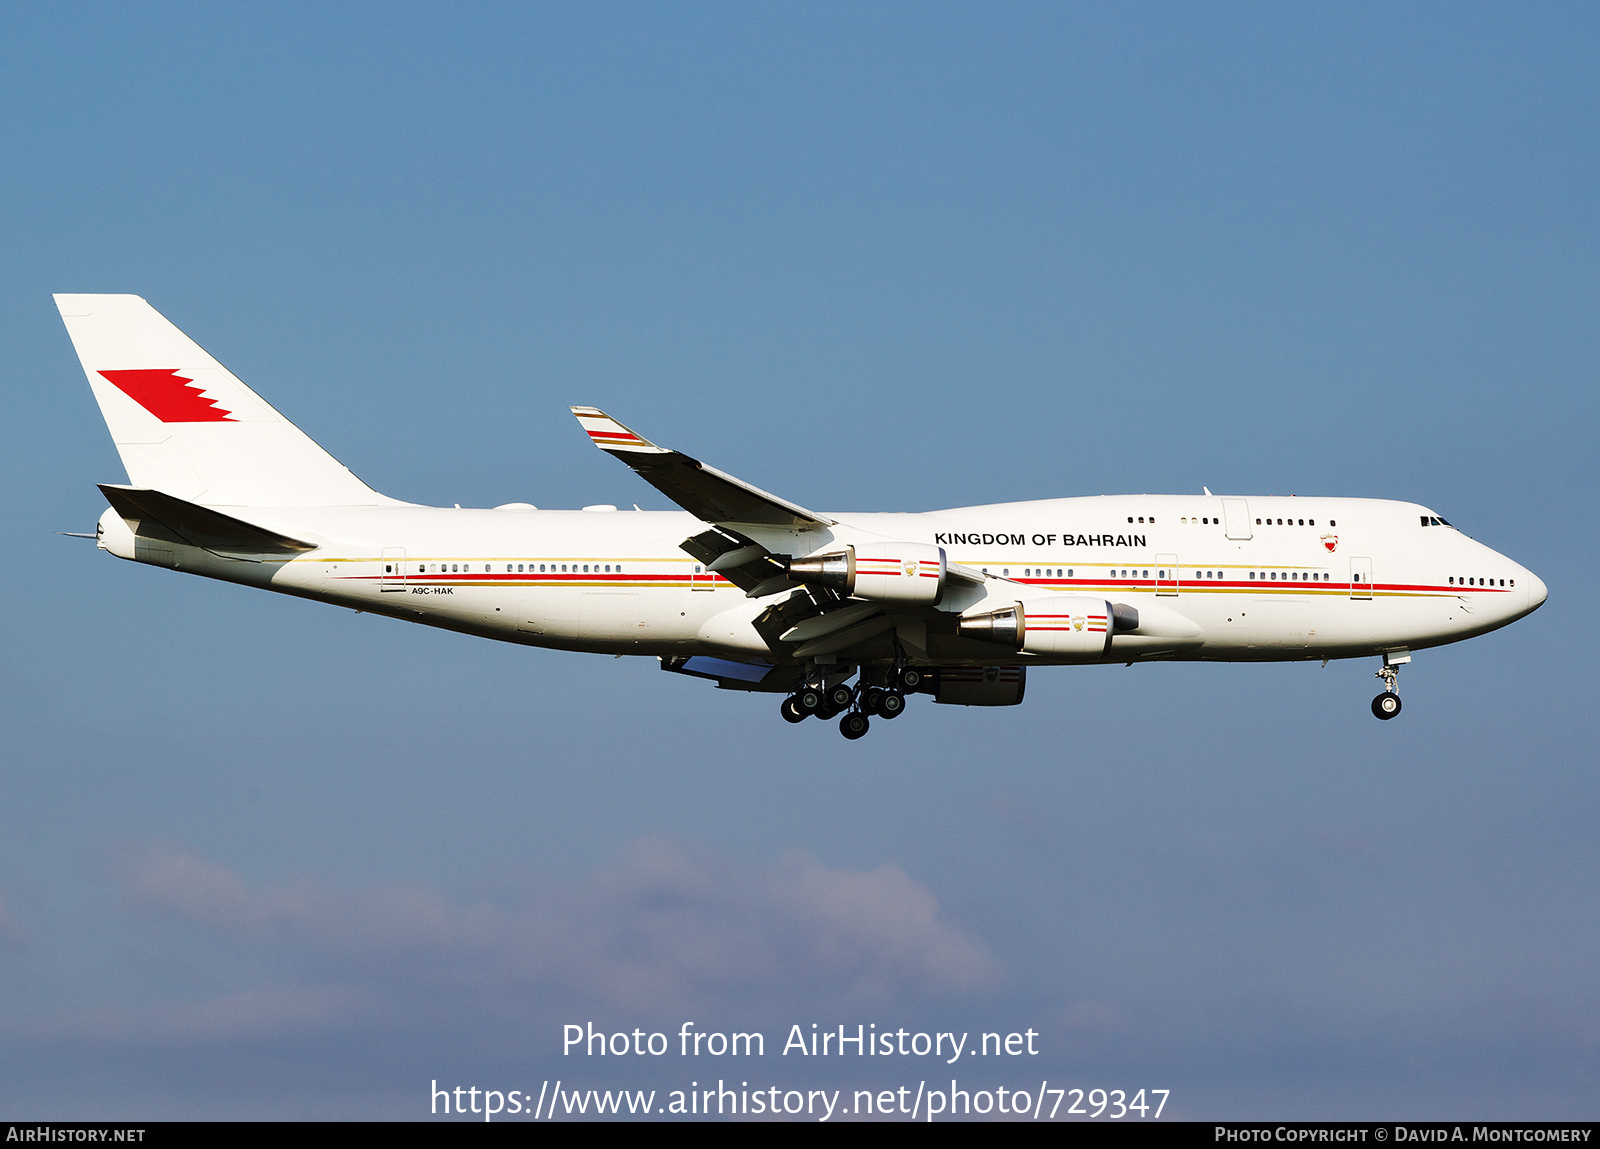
[55,294,393,507]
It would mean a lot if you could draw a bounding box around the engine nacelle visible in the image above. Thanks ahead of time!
[956,596,1123,658]
[786,543,945,605]
[933,665,1026,706]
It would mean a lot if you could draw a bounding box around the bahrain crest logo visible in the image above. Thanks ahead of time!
[1321,534,1339,554]
[1073,616,1085,631]
[903,560,918,578]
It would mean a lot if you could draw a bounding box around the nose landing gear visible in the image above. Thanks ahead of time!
[1371,651,1409,720]
[1371,690,1402,719]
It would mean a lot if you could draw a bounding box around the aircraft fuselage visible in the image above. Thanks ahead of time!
[96,492,1545,666]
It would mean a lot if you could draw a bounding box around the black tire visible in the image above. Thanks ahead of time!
[879,690,905,718]
[861,688,884,715]
[827,684,855,711]
[797,688,822,714]
[781,697,806,724]
[898,668,924,691]
[1372,692,1402,720]
[817,703,840,721]
[840,712,870,740]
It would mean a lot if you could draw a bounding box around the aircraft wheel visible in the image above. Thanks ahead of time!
[781,697,807,724]
[817,702,841,721]
[879,690,905,718]
[898,668,924,691]
[840,712,870,740]
[827,684,854,711]
[797,687,822,714]
[861,688,884,715]
[1372,692,1402,720]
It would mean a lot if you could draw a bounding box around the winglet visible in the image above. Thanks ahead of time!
[570,407,668,454]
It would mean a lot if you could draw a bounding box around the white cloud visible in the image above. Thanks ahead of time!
[69,838,996,1046]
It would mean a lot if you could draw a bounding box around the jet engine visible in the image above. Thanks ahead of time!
[956,596,1131,657]
[786,543,946,605]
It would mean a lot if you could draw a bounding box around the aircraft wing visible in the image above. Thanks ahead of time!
[570,407,835,528]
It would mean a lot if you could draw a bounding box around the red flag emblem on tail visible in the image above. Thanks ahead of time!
[98,369,235,422]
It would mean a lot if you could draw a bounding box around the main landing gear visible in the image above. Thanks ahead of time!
[781,667,919,738]
[1371,651,1410,720]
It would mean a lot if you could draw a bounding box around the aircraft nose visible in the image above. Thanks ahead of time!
[1525,570,1548,612]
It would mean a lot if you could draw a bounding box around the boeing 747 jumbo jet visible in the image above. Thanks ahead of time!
[56,295,1547,739]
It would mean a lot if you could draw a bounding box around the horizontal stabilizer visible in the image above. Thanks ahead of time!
[99,485,317,554]
[571,407,833,528]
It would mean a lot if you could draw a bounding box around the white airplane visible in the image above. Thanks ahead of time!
[57,294,1547,738]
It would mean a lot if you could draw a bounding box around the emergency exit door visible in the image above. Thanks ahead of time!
[381,547,407,592]
[1350,556,1373,600]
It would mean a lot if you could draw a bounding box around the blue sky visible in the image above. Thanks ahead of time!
[2,2,1597,1119]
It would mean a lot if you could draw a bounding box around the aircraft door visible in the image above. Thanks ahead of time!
[381,547,406,592]
[690,562,714,591]
[1350,556,1373,600]
[1222,499,1253,540]
[1156,554,1178,596]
